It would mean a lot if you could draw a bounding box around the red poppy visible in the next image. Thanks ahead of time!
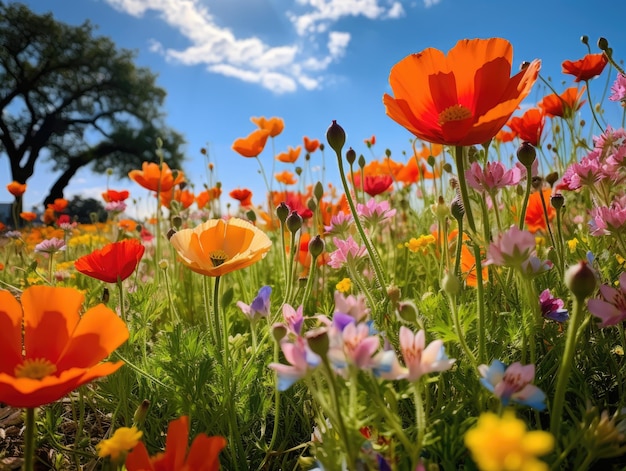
[384,38,540,146]
[272,191,313,219]
[364,135,376,148]
[230,188,253,207]
[125,416,226,471]
[0,286,128,408]
[508,108,545,146]
[352,174,393,196]
[102,189,130,203]
[74,239,145,283]
[232,129,271,158]
[303,136,320,153]
[562,53,608,82]
[538,86,586,118]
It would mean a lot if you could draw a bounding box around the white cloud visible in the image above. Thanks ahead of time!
[423,0,441,7]
[102,0,425,93]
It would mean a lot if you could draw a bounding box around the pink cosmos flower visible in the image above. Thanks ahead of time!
[324,211,354,236]
[558,152,606,191]
[328,236,367,269]
[34,237,66,255]
[478,360,546,410]
[466,161,521,193]
[609,74,626,103]
[485,225,536,268]
[589,196,626,236]
[269,337,321,391]
[396,327,455,382]
[587,272,626,327]
[356,198,397,227]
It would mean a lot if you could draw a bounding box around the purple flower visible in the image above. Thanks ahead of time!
[282,303,304,335]
[587,272,626,327]
[328,322,380,371]
[609,73,626,103]
[34,237,66,255]
[539,289,569,322]
[333,291,370,322]
[478,360,546,411]
[236,285,272,322]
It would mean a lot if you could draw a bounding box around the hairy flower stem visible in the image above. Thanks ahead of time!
[454,145,486,363]
[411,380,426,466]
[518,164,533,231]
[23,407,35,471]
[333,146,387,296]
[550,294,585,438]
[447,292,477,367]
[260,342,282,469]
[301,254,319,306]
[116,278,126,324]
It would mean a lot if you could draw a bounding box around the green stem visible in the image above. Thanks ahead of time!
[23,407,36,471]
[454,146,477,233]
[411,380,426,466]
[334,146,387,293]
[518,165,533,230]
[116,278,126,324]
[550,295,585,438]
[448,292,477,367]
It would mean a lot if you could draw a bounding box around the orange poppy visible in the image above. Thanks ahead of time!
[232,129,271,158]
[303,136,320,153]
[275,170,297,185]
[538,86,586,119]
[508,108,545,146]
[276,146,302,163]
[562,53,608,82]
[169,218,272,277]
[525,189,555,233]
[460,244,487,288]
[6,181,26,197]
[48,198,69,213]
[384,38,541,146]
[396,158,440,184]
[251,116,284,137]
[42,207,56,225]
[196,187,222,209]
[118,219,139,232]
[125,416,226,471]
[102,189,130,203]
[495,129,516,143]
[364,135,376,147]
[74,239,145,283]
[128,162,185,193]
[20,212,37,222]
[160,188,195,210]
[230,188,253,207]
[0,286,128,408]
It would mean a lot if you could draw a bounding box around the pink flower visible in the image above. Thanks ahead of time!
[589,194,626,236]
[269,337,320,390]
[328,322,380,371]
[397,327,455,382]
[328,236,367,269]
[609,74,626,103]
[478,360,546,410]
[356,198,397,227]
[466,161,521,193]
[34,237,66,255]
[324,211,354,236]
[282,303,304,335]
[587,272,626,327]
[333,291,370,322]
[485,225,536,268]
[559,152,606,191]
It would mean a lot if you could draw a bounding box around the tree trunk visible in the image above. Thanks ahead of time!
[43,158,88,208]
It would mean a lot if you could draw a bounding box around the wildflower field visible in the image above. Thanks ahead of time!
[3,36,626,470]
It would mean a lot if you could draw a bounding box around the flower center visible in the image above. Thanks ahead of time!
[15,358,57,380]
[438,104,472,125]
[209,250,229,267]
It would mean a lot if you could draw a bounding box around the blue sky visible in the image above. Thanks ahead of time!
[3,0,625,216]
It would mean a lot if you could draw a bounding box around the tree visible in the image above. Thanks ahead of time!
[0,2,185,209]
[67,195,106,224]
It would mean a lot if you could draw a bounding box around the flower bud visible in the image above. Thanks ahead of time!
[326,120,346,154]
[565,261,597,300]
[295,166,303,176]
[427,155,436,167]
[358,155,366,169]
[450,197,465,221]
[158,259,169,270]
[166,228,176,240]
[308,235,325,259]
[314,181,324,202]
[246,209,257,223]
[102,287,110,304]
[551,193,565,210]
[276,202,290,223]
[172,215,183,230]
[346,147,356,165]
[306,327,329,358]
[307,198,317,212]
[286,210,303,234]
[545,172,559,187]
[397,301,418,323]
[517,142,536,167]
[133,399,150,427]
[581,35,589,45]
[442,271,462,295]
[598,37,609,51]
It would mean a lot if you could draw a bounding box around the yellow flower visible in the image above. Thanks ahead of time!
[336,278,352,293]
[97,426,143,463]
[567,238,578,253]
[170,218,272,277]
[465,411,554,471]
[405,235,436,253]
